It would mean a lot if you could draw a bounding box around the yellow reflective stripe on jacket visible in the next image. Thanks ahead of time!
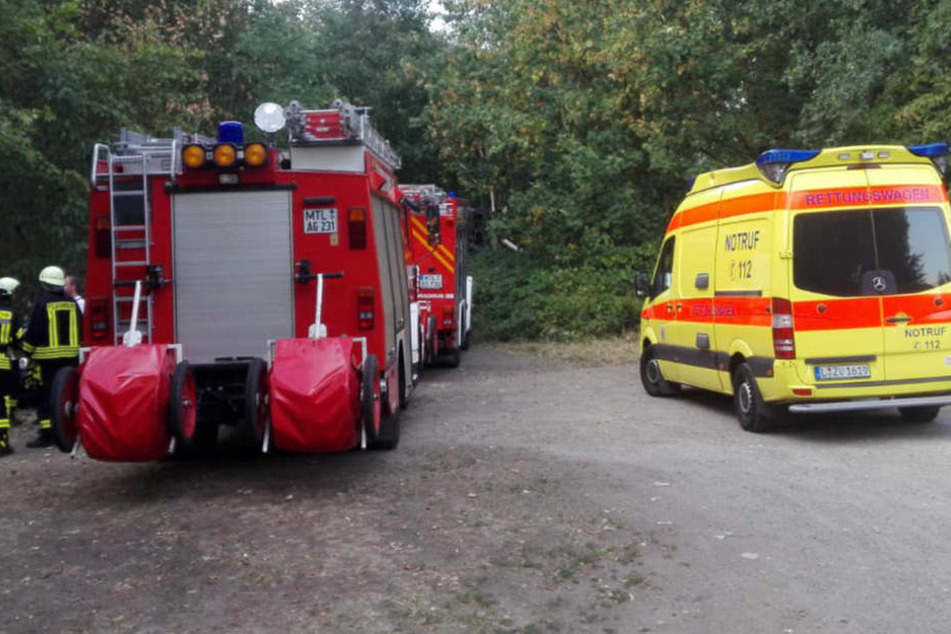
[0,309,11,345]
[0,357,10,370]
[46,302,79,348]
[21,341,35,354]
[32,347,79,360]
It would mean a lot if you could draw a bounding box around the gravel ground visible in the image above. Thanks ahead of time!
[2,344,951,633]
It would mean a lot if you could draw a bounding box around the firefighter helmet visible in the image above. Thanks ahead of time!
[39,266,66,287]
[0,277,19,296]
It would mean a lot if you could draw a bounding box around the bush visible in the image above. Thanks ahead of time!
[470,244,658,342]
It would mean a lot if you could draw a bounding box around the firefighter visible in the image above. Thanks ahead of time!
[21,266,82,448]
[0,277,22,455]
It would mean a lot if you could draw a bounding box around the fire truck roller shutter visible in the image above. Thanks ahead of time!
[172,190,294,364]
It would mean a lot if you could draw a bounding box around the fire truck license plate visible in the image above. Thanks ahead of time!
[814,364,871,381]
[304,208,337,234]
[419,274,443,289]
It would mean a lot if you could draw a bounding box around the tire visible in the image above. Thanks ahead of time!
[244,358,269,447]
[361,354,381,442]
[398,351,409,410]
[639,346,680,397]
[169,362,199,452]
[371,405,400,450]
[50,366,80,453]
[459,312,470,351]
[425,316,437,367]
[899,405,941,423]
[445,346,460,368]
[733,363,771,433]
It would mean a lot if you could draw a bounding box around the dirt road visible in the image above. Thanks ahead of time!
[3,345,951,633]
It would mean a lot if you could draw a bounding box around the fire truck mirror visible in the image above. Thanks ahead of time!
[635,273,650,298]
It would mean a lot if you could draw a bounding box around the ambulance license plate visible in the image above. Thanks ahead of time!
[419,274,443,290]
[814,364,871,381]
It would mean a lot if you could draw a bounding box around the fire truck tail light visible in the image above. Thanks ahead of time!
[182,144,206,168]
[89,298,110,342]
[244,142,268,167]
[213,143,237,167]
[771,297,796,360]
[349,207,367,249]
[94,215,111,258]
[442,305,453,326]
[357,287,375,330]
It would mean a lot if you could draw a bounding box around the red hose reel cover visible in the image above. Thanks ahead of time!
[270,337,361,453]
[78,345,176,462]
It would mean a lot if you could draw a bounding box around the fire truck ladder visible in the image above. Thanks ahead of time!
[92,129,187,344]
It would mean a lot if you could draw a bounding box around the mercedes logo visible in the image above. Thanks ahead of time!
[872,275,887,292]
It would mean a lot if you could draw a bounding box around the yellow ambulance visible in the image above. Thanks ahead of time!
[636,143,951,431]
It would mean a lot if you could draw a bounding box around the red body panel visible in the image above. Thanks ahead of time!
[84,149,401,380]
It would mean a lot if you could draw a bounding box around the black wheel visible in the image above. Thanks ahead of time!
[371,404,400,450]
[425,316,437,367]
[361,354,381,442]
[445,346,460,368]
[50,366,79,453]
[459,312,471,351]
[733,363,770,433]
[398,351,409,410]
[639,346,680,397]
[244,358,269,447]
[169,362,199,452]
[899,405,941,423]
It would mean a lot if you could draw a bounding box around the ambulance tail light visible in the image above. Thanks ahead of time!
[357,287,375,330]
[94,215,111,258]
[89,298,110,342]
[756,149,820,184]
[349,207,367,249]
[442,305,454,327]
[771,297,796,360]
[909,142,949,177]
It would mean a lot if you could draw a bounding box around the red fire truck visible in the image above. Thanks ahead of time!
[49,100,417,460]
[402,185,473,368]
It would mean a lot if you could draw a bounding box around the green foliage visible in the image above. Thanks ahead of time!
[2,0,951,340]
[433,0,951,339]
[470,244,656,341]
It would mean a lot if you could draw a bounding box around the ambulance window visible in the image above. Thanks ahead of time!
[873,207,951,293]
[651,237,675,297]
[794,207,951,296]
[794,210,876,296]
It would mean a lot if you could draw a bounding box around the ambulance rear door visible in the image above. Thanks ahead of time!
[786,169,886,387]
[867,166,951,384]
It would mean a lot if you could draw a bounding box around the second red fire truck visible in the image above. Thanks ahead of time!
[49,100,433,461]
[402,185,473,368]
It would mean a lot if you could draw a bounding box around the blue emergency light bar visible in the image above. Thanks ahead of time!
[217,121,244,144]
[755,148,819,184]
[755,149,821,167]
[908,142,949,158]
